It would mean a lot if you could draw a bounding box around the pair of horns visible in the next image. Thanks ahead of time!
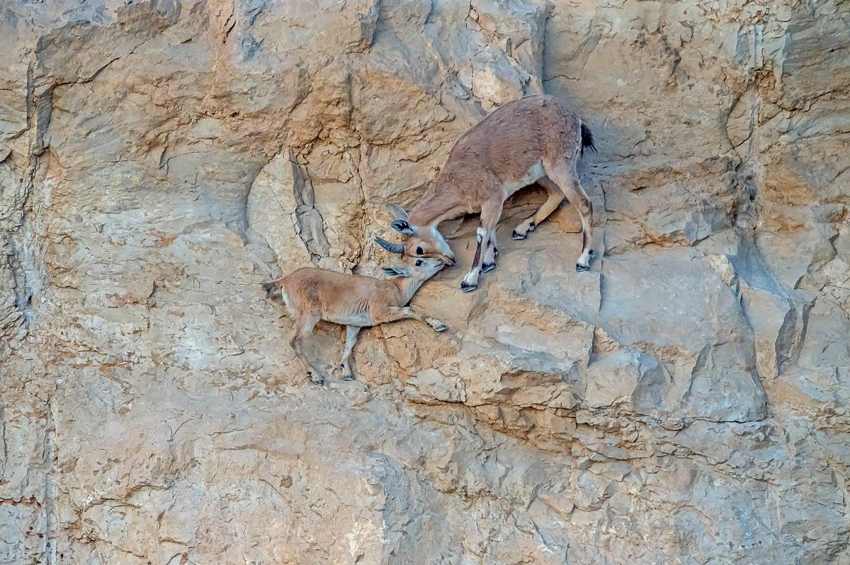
[375,237,403,254]
[376,205,414,254]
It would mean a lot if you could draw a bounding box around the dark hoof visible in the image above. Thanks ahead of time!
[342,374,355,381]
[434,324,448,332]
[482,262,496,273]
[460,281,478,293]
[311,377,325,386]
[511,230,527,240]
[575,264,590,272]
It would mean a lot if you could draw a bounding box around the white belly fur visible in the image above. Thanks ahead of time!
[503,161,545,197]
[326,312,372,327]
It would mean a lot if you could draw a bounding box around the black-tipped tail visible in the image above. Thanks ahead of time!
[262,281,277,298]
[580,122,596,157]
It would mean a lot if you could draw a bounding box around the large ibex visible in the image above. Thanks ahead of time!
[263,255,447,385]
[379,95,596,292]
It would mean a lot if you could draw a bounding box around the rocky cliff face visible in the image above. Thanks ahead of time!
[1,0,848,563]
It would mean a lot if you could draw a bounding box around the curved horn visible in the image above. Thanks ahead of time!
[375,237,403,254]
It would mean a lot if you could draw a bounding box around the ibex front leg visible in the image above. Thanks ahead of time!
[462,197,504,292]
[481,227,498,274]
[372,307,448,332]
[338,325,361,381]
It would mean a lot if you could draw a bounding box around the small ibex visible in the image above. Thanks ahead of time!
[382,95,596,292]
[263,255,447,385]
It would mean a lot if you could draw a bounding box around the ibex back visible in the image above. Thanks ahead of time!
[383,95,596,292]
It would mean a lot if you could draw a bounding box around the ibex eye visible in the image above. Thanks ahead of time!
[415,259,423,266]
[416,246,424,255]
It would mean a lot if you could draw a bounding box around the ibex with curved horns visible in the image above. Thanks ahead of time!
[377,95,596,292]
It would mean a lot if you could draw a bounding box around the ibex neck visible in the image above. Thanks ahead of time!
[408,180,463,227]
[393,277,426,306]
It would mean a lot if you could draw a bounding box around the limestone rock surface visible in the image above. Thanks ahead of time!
[1,0,849,564]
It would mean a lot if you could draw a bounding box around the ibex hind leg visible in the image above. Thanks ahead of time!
[512,177,564,240]
[289,316,325,385]
[546,162,594,271]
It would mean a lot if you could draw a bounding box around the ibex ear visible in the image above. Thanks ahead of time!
[381,266,409,278]
[387,204,408,221]
[391,219,416,235]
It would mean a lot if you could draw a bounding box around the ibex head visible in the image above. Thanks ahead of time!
[382,204,456,266]
[381,254,445,281]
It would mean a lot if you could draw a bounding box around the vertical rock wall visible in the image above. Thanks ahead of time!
[1,0,848,563]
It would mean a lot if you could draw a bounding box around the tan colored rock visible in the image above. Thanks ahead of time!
[1,0,849,564]
[247,151,314,271]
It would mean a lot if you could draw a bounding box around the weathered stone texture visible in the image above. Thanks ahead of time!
[1,0,848,563]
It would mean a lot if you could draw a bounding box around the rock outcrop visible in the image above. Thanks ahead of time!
[1,0,848,563]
